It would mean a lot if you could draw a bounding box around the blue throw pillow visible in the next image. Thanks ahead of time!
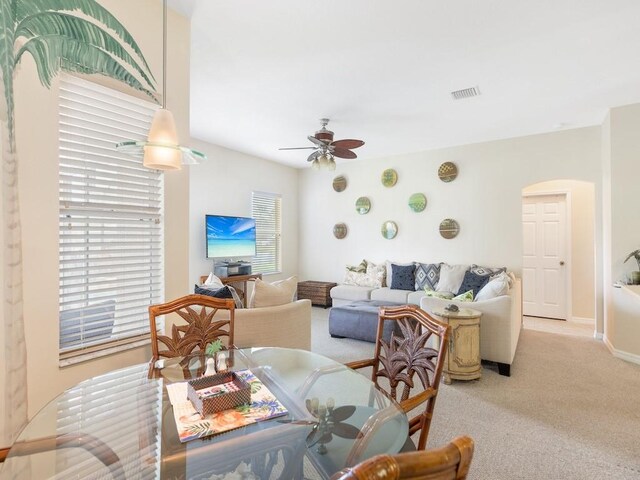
[456,271,490,297]
[390,263,416,291]
[194,284,234,299]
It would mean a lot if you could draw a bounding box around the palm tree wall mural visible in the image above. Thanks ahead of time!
[0,0,156,446]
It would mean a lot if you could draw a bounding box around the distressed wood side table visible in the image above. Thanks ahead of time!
[431,307,482,384]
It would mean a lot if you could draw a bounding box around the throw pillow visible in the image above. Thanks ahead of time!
[390,263,416,291]
[415,263,441,291]
[457,270,491,297]
[202,272,224,289]
[346,259,368,273]
[249,276,297,308]
[385,261,414,287]
[423,289,454,300]
[194,284,234,299]
[343,270,362,286]
[436,264,469,294]
[475,274,510,301]
[452,290,474,302]
[365,261,386,288]
[470,264,507,278]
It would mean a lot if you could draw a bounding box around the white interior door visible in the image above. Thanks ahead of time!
[522,194,567,320]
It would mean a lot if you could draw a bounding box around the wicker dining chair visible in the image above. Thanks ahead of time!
[331,435,474,480]
[345,304,450,451]
[148,294,235,363]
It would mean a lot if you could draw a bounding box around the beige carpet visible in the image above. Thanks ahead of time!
[311,307,640,479]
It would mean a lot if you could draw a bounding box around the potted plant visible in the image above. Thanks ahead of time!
[624,249,640,285]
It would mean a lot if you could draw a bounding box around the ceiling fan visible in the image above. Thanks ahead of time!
[279,118,364,170]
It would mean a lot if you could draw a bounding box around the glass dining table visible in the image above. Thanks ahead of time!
[0,348,409,479]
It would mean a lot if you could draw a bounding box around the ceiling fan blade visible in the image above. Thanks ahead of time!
[307,136,327,147]
[307,151,321,162]
[332,147,357,159]
[331,139,364,149]
[279,147,318,150]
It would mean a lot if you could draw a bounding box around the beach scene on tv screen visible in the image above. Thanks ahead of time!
[207,216,256,258]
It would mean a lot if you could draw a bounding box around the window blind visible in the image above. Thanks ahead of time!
[54,364,161,479]
[58,75,163,358]
[251,192,282,274]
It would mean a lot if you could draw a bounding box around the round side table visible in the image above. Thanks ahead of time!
[431,307,482,384]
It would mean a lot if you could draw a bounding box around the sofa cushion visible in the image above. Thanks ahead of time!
[437,264,468,294]
[249,276,297,308]
[330,284,375,302]
[457,270,490,297]
[407,290,426,305]
[371,287,411,303]
[475,272,510,301]
[414,263,441,291]
[390,263,416,290]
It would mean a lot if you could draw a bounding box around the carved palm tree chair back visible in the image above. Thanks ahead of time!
[346,304,450,451]
[331,435,474,480]
[148,294,235,363]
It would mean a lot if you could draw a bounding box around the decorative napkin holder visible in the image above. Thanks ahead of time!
[187,371,251,416]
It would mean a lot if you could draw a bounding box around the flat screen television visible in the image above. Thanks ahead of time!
[205,214,256,259]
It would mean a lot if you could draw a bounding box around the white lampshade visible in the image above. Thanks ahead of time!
[143,108,181,170]
[327,157,336,171]
[311,159,321,170]
[318,153,330,168]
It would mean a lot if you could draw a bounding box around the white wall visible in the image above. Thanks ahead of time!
[188,141,299,286]
[603,104,640,358]
[298,126,603,330]
[522,180,596,322]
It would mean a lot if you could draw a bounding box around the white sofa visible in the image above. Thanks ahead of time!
[330,279,522,376]
[232,299,312,350]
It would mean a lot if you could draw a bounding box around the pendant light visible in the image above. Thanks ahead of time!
[116,0,205,169]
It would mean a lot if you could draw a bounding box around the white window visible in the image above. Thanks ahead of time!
[58,75,163,364]
[251,192,282,274]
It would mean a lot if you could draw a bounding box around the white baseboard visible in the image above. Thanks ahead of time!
[570,316,594,325]
[594,332,603,340]
[603,335,640,365]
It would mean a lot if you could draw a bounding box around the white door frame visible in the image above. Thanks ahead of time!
[522,190,572,321]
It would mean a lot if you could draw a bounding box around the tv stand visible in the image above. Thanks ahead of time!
[199,273,262,307]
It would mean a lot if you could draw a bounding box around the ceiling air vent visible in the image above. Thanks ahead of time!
[451,86,481,100]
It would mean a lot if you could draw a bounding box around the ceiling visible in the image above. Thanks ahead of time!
[169,1,640,168]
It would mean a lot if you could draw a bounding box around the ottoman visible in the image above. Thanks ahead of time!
[328,300,406,343]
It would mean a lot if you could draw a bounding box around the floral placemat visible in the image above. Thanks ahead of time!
[171,369,288,442]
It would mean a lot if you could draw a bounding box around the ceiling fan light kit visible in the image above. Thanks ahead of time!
[279,118,364,170]
[116,0,205,170]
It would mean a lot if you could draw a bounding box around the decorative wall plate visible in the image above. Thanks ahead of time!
[333,175,347,192]
[439,218,460,239]
[355,197,371,215]
[438,162,458,182]
[333,223,348,239]
[408,193,427,212]
[381,221,398,240]
[381,169,398,187]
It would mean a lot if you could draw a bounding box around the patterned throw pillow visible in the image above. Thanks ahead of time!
[390,263,416,291]
[470,265,507,278]
[423,289,454,300]
[457,270,490,297]
[346,259,368,273]
[366,262,386,288]
[452,290,474,302]
[415,263,441,291]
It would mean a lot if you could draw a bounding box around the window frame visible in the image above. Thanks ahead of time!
[251,191,282,275]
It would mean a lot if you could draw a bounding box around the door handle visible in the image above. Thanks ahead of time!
[559,261,565,266]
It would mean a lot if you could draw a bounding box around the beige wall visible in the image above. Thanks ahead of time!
[603,104,640,359]
[10,0,191,419]
[188,141,299,286]
[522,180,596,322]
